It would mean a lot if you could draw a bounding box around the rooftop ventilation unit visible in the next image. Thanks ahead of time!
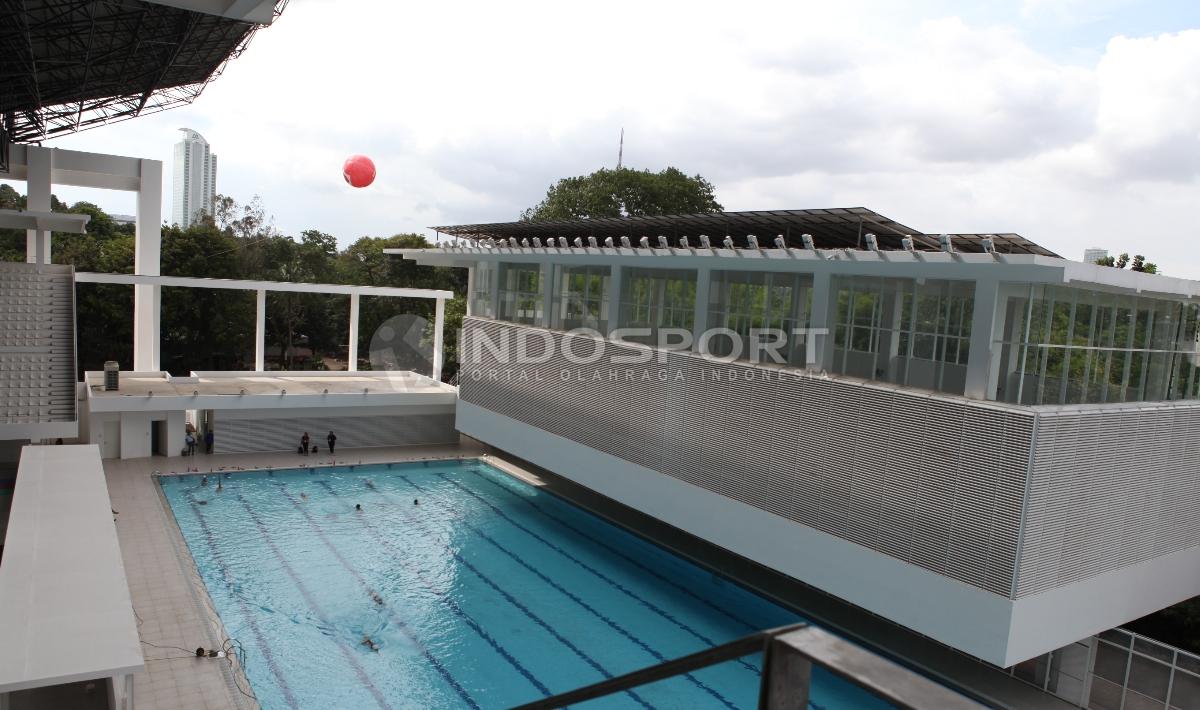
[103,361,120,391]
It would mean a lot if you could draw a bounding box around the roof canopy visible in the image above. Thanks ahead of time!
[0,0,285,146]
[433,207,1059,257]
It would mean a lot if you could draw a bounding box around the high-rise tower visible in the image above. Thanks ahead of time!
[171,128,217,228]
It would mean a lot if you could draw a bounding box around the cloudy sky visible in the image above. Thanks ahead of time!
[8,0,1200,275]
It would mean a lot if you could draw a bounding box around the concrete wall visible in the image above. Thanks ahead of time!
[213,405,456,454]
[87,410,186,460]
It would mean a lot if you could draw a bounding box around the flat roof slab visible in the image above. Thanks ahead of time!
[0,445,143,693]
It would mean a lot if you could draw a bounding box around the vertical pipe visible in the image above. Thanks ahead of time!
[348,293,360,372]
[433,297,445,382]
[255,289,266,372]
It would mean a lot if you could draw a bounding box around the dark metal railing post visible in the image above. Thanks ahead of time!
[758,634,811,710]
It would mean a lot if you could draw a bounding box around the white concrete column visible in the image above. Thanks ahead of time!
[432,297,445,381]
[24,146,52,265]
[348,293,360,372]
[133,158,162,371]
[488,262,501,320]
[606,265,624,338]
[465,264,476,318]
[807,271,834,371]
[254,289,266,371]
[692,266,711,353]
[540,263,555,328]
[965,278,1002,400]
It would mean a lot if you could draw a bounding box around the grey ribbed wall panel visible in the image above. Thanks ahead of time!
[460,318,1033,597]
[1016,405,1200,597]
[213,413,457,454]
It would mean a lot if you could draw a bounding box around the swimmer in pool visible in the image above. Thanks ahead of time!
[355,503,362,511]
[361,636,379,652]
[300,492,308,501]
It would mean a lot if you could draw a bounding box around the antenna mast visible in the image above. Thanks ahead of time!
[617,127,624,169]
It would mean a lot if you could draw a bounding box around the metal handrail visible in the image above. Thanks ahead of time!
[510,623,983,710]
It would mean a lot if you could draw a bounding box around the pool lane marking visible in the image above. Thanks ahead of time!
[230,492,396,710]
[183,493,301,710]
[357,480,656,710]
[467,468,764,633]
[397,476,742,710]
[310,481,552,700]
[433,472,763,678]
[281,483,542,705]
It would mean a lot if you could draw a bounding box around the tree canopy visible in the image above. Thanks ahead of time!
[1095,252,1158,274]
[521,167,722,221]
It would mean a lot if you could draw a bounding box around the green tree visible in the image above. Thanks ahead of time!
[1096,252,1157,275]
[521,167,721,221]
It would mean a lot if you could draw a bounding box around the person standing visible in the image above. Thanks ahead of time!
[300,432,310,455]
[185,432,196,456]
[327,430,337,454]
[204,429,214,455]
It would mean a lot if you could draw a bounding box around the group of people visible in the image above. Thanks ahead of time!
[182,424,339,458]
[184,422,214,456]
[299,431,337,455]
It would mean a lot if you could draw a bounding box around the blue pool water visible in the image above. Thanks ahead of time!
[159,459,891,709]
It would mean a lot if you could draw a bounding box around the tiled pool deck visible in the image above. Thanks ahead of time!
[104,441,485,710]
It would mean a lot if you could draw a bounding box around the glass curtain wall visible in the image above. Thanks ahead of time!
[496,263,544,325]
[831,276,974,395]
[993,284,1200,405]
[551,265,610,333]
[470,262,495,318]
[707,270,813,365]
[619,268,696,346]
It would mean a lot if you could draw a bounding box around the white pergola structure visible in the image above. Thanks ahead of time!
[2,144,452,378]
[2,144,164,370]
[75,273,453,380]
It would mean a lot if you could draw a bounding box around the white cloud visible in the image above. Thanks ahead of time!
[19,0,1200,276]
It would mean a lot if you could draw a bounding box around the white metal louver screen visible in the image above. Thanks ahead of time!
[213,413,456,454]
[1016,405,1200,597]
[459,318,1033,598]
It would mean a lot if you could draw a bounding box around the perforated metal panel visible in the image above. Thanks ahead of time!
[213,413,456,454]
[460,318,1033,596]
[1016,405,1200,597]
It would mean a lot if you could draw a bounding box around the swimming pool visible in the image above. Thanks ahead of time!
[159,459,891,709]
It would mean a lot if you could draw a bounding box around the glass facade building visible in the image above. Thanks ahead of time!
[466,257,1200,406]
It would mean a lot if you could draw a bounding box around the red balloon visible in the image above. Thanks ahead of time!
[342,154,376,188]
